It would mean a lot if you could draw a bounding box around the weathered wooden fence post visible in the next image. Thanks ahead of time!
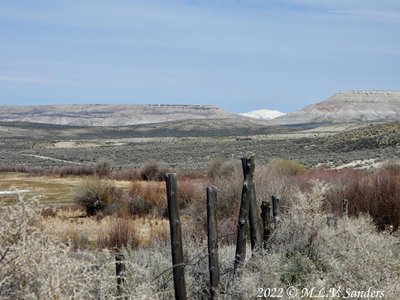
[342,199,349,217]
[271,195,281,223]
[115,252,125,299]
[165,173,187,300]
[234,163,250,274]
[207,186,220,299]
[242,157,262,252]
[260,200,271,249]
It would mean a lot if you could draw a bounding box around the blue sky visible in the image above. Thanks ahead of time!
[0,0,399,113]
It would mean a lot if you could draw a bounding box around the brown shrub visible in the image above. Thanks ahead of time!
[342,168,400,230]
[291,167,400,230]
[110,167,142,181]
[140,160,169,181]
[0,164,29,173]
[97,218,140,250]
[291,168,360,191]
[177,179,204,209]
[177,170,205,180]
[58,164,96,177]
[65,227,91,251]
[96,160,113,178]
[207,157,237,180]
[205,159,242,220]
[128,181,167,217]
[39,207,57,218]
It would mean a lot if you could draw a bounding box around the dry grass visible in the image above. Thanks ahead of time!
[40,206,169,249]
[97,218,140,250]
[128,180,167,217]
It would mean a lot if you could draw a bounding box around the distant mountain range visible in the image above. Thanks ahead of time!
[239,109,286,120]
[1,91,399,127]
[271,91,400,125]
[0,104,239,126]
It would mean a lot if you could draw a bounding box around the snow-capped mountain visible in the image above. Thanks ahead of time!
[239,109,286,120]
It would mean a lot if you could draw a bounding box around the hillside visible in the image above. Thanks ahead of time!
[0,104,239,126]
[0,118,290,141]
[272,91,400,125]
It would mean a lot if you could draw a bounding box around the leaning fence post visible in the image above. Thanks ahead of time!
[260,200,271,249]
[272,195,281,223]
[242,157,262,252]
[234,166,251,274]
[115,252,125,299]
[207,187,220,299]
[165,173,187,300]
[342,199,349,217]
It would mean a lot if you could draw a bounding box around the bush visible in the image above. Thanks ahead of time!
[224,181,400,298]
[267,158,305,176]
[140,160,169,181]
[288,167,400,230]
[0,164,29,173]
[190,158,243,242]
[96,160,113,178]
[128,181,167,217]
[58,164,96,177]
[0,196,117,298]
[177,179,204,209]
[73,179,116,216]
[110,167,142,181]
[207,157,237,180]
[341,168,400,230]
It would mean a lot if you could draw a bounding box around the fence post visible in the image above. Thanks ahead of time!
[260,200,271,249]
[207,187,220,299]
[165,173,187,300]
[234,166,250,274]
[115,252,125,299]
[242,156,262,252]
[342,199,349,217]
[271,195,281,223]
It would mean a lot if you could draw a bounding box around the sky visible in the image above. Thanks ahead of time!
[0,0,399,113]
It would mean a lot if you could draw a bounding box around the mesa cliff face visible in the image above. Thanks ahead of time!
[272,91,400,125]
[0,104,236,126]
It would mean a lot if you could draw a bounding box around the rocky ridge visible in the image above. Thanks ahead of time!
[272,91,400,125]
[0,104,237,126]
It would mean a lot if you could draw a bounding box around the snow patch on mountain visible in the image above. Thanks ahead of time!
[239,109,286,120]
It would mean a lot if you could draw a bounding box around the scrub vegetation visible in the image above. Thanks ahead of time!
[1,158,399,299]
